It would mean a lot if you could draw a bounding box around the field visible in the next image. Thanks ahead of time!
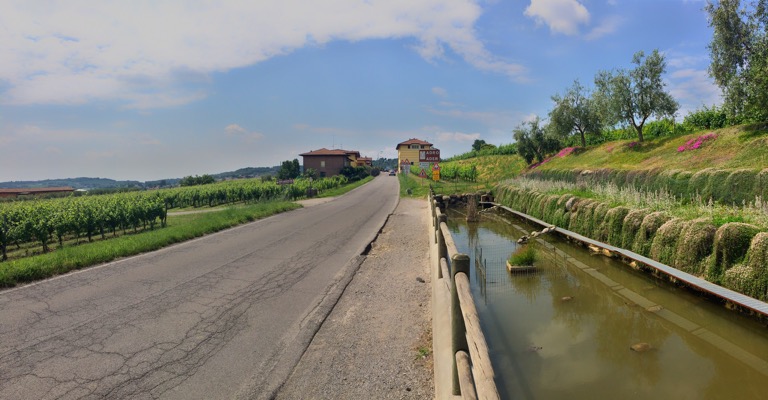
[0,175,367,287]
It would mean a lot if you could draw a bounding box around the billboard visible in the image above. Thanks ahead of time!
[419,149,440,162]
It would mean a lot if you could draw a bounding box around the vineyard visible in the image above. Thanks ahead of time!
[0,176,347,261]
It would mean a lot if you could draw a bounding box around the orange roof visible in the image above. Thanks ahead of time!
[300,148,361,157]
[396,138,432,149]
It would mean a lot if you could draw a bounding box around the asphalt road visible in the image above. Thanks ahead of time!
[0,175,399,400]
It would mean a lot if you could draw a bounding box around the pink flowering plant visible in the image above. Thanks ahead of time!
[556,147,579,158]
[626,141,641,149]
[528,157,552,170]
[678,132,717,153]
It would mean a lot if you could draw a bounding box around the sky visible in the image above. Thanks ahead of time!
[0,0,722,182]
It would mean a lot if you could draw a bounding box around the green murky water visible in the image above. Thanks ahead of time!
[446,209,768,400]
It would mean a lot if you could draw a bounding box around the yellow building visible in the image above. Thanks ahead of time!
[396,138,435,173]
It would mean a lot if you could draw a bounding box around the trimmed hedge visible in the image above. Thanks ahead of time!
[708,222,761,283]
[495,182,768,301]
[525,167,768,205]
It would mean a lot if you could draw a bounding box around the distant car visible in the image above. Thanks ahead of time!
[389,170,396,176]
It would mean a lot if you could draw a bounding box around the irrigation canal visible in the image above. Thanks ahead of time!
[446,208,768,400]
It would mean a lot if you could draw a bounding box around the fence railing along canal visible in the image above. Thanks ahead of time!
[430,191,500,400]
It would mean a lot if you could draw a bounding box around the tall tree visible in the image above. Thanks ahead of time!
[549,79,603,147]
[706,0,768,121]
[471,139,487,152]
[513,117,561,164]
[594,49,679,142]
[278,159,301,180]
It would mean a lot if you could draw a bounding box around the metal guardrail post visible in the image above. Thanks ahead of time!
[451,253,470,396]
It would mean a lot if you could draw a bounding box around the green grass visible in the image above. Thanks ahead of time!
[0,201,301,288]
[317,175,373,198]
[508,245,537,266]
[536,124,768,173]
[399,172,497,198]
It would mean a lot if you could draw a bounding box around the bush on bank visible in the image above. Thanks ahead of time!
[494,183,768,301]
[525,167,768,206]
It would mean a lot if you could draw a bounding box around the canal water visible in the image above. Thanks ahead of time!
[446,208,768,400]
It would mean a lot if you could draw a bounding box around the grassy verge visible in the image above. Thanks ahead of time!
[317,175,373,198]
[0,201,300,288]
[399,173,493,198]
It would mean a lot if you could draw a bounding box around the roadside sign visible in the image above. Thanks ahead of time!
[432,163,440,171]
[419,169,427,178]
[432,170,440,181]
[419,149,440,162]
[419,162,430,171]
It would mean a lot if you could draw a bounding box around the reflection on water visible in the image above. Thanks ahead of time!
[447,209,768,400]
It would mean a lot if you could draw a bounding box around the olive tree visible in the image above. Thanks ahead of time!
[706,0,768,121]
[513,117,561,164]
[549,79,603,147]
[594,49,679,142]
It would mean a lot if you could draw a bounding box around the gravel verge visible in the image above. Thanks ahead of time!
[274,198,434,399]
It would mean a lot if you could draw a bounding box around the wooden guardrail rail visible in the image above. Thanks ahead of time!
[431,193,500,400]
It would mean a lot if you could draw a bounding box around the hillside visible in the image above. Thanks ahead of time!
[1,165,282,190]
[534,124,768,173]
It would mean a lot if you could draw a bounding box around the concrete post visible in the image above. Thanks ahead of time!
[451,253,470,396]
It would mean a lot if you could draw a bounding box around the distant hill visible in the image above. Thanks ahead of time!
[212,166,280,180]
[0,177,143,190]
[1,166,283,190]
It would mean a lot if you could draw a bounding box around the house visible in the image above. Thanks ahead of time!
[357,157,373,167]
[0,187,75,198]
[396,138,437,173]
[300,148,363,177]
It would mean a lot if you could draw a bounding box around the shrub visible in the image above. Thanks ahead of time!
[632,212,672,257]
[722,233,768,300]
[605,206,631,247]
[650,218,686,266]
[673,219,717,276]
[620,209,649,249]
[723,169,757,205]
[683,105,728,130]
[591,203,611,242]
[508,245,537,266]
[708,222,761,283]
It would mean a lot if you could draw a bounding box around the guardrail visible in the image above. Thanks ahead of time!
[430,192,500,400]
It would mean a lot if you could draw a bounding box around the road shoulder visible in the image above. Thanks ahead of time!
[275,197,434,399]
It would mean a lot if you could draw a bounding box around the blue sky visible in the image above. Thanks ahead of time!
[0,0,721,182]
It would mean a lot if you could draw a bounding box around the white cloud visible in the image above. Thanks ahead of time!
[524,0,590,35]
[225,124,247,135]
[666,68,722,117]
[432,87,448,97]
[0,0,527,108]
[436,131,481,142]
[225,124,265,142]
[584,15,623,40]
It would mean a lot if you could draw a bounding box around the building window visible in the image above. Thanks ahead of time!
[410,144,421,149]
[320,171,326,177]
[320,161,326,168]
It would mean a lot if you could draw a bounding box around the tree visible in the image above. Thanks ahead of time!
[513,117,561,164]
[549,79,603,147]
[706,0,768,121]
[277,159,301,180]
[471,139,487,152]
[594,49,679,142]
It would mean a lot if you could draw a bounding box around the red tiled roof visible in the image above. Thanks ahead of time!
[300,148,361,157]
[396,138,432,149]
[0,187,75,194]
[299,148,349,156]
